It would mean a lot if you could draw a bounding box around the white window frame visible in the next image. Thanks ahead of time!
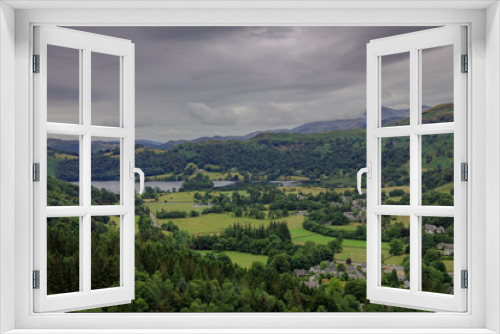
[33,26,136,313]
[0,2,499,334]
[365,26,467,312]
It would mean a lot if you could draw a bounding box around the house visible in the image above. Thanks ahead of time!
[303,281,320,289]
[424,224,445,234]
[382,265,406,281]
[443,249,454,256]
[293,269,308,277]
[309,265,321,274]
[437,243,454,250]
[322,268,335,275]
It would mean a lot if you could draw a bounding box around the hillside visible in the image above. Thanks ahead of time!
[386,103,453,127]
[47,103,453,190]
[137,105,430,149]
[48,105,433,152]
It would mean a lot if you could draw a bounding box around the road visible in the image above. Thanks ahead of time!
[149,212,160,228]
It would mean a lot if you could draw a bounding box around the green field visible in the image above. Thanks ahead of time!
[155,190,249,203]
[292,233,336,245]
[155,212,304,236]
[214,190,250,197]
[382,186,410,194]
[326,223,361,232]
[149,202,206,214]
[147,190,406,266]
[196,250,268,268]
[384,215,410,228]
[382,254,407,266]
[442,259,454,272]
[291,231,402,265]
[277,175,310,181]
[147,193,305,236]
[158,192,197,202]
[432,182,454,195]
[290,227,315,239]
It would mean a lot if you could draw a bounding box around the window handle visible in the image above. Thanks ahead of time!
[129,162,145,194]
[357,162,371,194]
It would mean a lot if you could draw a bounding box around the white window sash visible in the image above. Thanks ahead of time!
[33,26,136,313]
[366,26,468,312]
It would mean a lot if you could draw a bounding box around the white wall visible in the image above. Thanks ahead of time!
[485,2,500,333]
[0,2,16,333]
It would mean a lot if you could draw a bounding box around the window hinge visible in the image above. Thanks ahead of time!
[33,54,40,73]
[461,54,468,73]
[33,270,40,289]
[33,163,40,182]
[461,162,468,181]
[461,270,468,289]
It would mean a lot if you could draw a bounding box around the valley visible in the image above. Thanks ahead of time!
[46,103,455,312]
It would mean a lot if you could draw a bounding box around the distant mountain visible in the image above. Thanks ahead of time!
[289,117,366,133]
[136,139,163,147]
[47,138,80,153]
[153,132,261,150]
[47,138,120,154]
[138,105,430,149]
[50,105,434,153]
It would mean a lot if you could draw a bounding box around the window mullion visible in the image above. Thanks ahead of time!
[409,47,421,294]
[82,48,92,294]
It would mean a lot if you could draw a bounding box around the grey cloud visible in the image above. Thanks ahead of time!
[54,26,448,141]
[187,102,239,126]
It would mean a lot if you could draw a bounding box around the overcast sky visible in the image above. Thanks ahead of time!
[47,26,453,142]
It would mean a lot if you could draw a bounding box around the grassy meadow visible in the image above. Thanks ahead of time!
[196,250,268,269]
[144,187,410,267]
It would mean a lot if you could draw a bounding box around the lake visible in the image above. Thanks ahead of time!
[75,180,236,193]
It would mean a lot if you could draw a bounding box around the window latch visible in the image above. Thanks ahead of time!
[357,162,371,195]
[129,161,145,195]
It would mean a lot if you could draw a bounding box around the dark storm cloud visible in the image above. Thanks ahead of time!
[47,26,450,141]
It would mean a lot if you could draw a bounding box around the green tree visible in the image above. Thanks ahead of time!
[270,254,291,274]
[389,238,404,256]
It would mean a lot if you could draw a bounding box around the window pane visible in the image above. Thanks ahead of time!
[91,216,121,290]
[47,45,80,124]
[381,215,410,289]
[47,134,80,206]
[421,216,454,294]
[381,52,410,127]
[421,45,454,124]
[381,137,410,205]
[422,134,454,206]
[47,217,80,295]
[91,137,121,205]
[92,52,120,127]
